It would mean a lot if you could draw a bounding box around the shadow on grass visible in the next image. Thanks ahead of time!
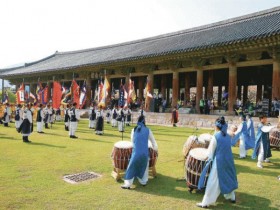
[80,138,114,143]
[0,136,18,140]
[214,191,279,210]
[27,142,66,148]
[132,173,202,200]
[235,163,279,177]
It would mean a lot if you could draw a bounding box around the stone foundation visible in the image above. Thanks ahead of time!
[79,109,279,129]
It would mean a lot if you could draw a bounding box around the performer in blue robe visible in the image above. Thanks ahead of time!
[197,117,238,208]
[121,115,158,189]
[252,115,272,168]
[231,115,254,158]
[246,114,256,143]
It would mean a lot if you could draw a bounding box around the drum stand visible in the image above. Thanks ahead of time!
[111,166,157,181]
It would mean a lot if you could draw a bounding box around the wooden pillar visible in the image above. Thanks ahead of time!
[161,75,166,99]
[172,71,179,108]
[218,86,222,106]
[257,84,263,102]
[207,70,213,99]
[86,75,92,108]
[243,85,248,104]
[272,54,280,99]
[228,64,237,114]
[237,85,242,100]
[138,77,144,100]
[185,73,190,103]
[195,69,203,112]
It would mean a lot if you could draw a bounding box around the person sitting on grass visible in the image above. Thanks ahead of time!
[121,115,158,189]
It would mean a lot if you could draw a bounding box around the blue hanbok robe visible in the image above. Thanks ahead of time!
[199,131,238,194]
[252,123,272,160]
[231,121,254,149]
[125,123,149,179]
[247,118,256,144]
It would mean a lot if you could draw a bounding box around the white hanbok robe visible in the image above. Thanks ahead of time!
[201,135,235,206]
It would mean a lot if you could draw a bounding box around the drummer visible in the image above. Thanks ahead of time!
[121,115,158,189]
[252,114,272,168]
[197,117,238,208]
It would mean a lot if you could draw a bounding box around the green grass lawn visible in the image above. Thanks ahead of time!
[0,120,279,210]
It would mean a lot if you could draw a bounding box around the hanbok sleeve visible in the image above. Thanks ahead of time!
[148,129,158,151]
[27,111,33,123]
[76,109,80,120]
[247,120,251,131]
[206,135,217,160]
[131,129,135,147]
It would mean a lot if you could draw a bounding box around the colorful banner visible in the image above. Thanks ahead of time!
[71,80,80,105]
[36,82,43,103]
[52,81,62,109]
[99,76,110,107]
[128,78,136,104]
[40,85,49,105]
[118,83,125,107]
[79,84,87,108]
[144,76,153,109]
[16,83,25,104]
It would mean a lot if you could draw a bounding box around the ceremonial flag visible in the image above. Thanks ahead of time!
[128,79,136,104]
[118,83,125,107]
[98,80,104,103]
[2,91,9,104]
[29,92,36,104]
[71,80,80,105]
[79,84,87,108]
[52,81,62,109]
[40,85,49,105]
[99,76,110,107]
[36,82,43,103]
[16,83,25,104]
[144,76,153,109]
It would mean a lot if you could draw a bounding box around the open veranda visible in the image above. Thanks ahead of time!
[0,120,279,210]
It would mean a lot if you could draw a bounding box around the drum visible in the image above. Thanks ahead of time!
[148,141,158,167]
[269,128,280,149]
[185,148,212,190]
[183,135,208,158]
[111,141,133,170]
[198,133,212,148]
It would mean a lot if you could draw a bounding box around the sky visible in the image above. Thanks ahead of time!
[0,0,279,70]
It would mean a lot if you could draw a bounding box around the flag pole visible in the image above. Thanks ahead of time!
[104,69,106,108]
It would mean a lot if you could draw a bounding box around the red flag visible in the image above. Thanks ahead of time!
[16,83,25,104]
[52,81,62,109]
[71,80,80,105]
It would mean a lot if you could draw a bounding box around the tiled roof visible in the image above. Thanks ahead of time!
[1,6,280,77]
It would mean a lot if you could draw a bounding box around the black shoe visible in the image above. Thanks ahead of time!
[142,184,146,187]
[70,135,73,138]
[72,136,78,139]
[121,185,130,189]
[231,199,236,204]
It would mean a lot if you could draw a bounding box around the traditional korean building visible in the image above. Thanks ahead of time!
[1,6,280,114]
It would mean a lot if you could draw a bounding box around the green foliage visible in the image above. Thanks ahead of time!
[0,121,279,209]
[0,89,16,103]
